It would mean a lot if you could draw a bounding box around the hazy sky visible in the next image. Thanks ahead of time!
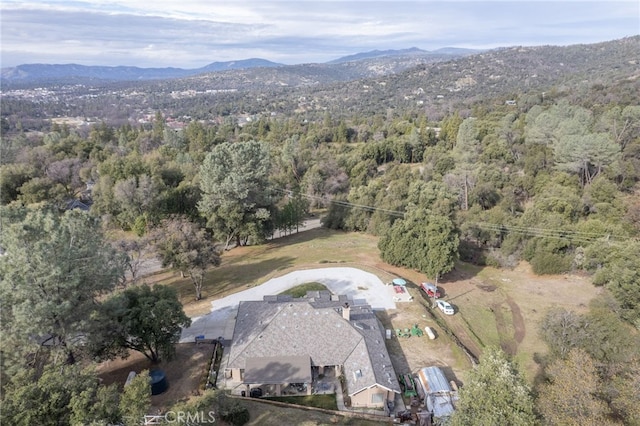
[1,1,638,68]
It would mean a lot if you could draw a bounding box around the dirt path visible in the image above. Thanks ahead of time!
[492,301,517,355]
[507,296,526,344]
[488,296,526,356]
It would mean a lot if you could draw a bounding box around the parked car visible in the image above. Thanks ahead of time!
[420,282,441,298]
[436,300,455,315]
[249,387,263,398]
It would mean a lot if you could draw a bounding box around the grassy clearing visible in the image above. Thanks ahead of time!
[456,299,501,348]
[166,228,384,314]
[278,282,329,298]
[265,394,338,410]
[156,227,598,385]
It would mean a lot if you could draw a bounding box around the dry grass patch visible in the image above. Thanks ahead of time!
[96,343,213,412]
[242,399,387,426]
[446,262,599,380]
[376,297,474,385]
[167,229,385,316]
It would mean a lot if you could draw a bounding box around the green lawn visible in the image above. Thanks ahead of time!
[278,282,329,298]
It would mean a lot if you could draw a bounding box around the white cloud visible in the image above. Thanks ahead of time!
[1,1,638,67]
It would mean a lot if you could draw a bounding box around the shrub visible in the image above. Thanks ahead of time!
[218,401,250,426]
[531,252,572,275]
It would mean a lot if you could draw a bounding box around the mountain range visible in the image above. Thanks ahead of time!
[0,47,479,85]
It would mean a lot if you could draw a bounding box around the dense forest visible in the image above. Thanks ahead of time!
[1,36,639,424]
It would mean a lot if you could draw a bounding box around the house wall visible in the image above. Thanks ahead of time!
[350,385,392,408]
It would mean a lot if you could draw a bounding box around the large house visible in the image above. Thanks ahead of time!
[223,291,401,409]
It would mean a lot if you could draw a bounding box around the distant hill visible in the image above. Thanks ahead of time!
[328,47,428,63]
[0,58,285,85]
[328,47,479,64]
[289,36,640,119]
[1,36,638,128]
[4,36,637,123]
[431,47,481,55]
[197,58,284,72]
[0,48,474,86]
[0,63,192,82]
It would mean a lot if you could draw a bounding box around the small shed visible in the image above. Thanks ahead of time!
[417,367,456,419]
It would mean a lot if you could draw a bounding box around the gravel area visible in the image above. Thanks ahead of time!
[179,267,398,342]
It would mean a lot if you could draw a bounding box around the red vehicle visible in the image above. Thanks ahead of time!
[420,282,441,298]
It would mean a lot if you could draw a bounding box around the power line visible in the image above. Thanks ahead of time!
[272,188,629,243]
[273,188,406,218]
[473,222,627,243]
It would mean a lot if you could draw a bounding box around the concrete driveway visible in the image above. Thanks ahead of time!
[179,267,398,342]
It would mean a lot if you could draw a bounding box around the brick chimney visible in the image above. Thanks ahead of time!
[342,302,350,321]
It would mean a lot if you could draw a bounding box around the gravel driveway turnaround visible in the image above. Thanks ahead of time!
[179,267,397,342]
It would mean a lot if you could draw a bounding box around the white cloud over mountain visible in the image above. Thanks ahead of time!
[1,1,638,67]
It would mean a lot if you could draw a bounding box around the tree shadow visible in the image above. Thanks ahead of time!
[201,256,297,299]
[172,256,300,305]
[440,365,462,389]
[438,261,484,284]
[220,227,334,268]
[264,227,334,249]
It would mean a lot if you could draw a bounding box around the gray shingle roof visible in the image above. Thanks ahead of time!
[243,355,311,384]
[344,304,400,395]
[227,291,400,394]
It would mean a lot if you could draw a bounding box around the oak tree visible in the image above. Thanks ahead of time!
[152,216,221,300]
[537,349,609,426]
[92,284,191,363]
